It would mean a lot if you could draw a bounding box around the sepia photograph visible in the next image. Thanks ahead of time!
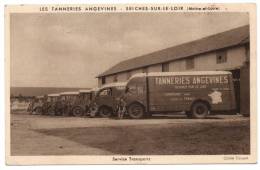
[5,4,256,164]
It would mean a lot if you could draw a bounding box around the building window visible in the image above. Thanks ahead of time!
[127,71,132,79]
[162,62,169,72]
[216,50,227,64]
[113,74,118,82]
[142,67,148,73]
[186,57,194,70]
[101,77,106,85]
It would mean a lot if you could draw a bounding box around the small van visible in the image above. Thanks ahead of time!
[123,71,236,119]
[93,82,126,117]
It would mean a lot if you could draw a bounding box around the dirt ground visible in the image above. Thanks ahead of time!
[10,112,250,155]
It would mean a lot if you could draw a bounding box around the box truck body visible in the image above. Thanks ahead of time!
[124,71,236,119]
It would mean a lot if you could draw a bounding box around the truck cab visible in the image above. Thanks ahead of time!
[93,82,126,117]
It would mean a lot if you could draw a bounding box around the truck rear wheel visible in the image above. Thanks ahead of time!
[128,103,145,119]
[191,102,209,119]
[99,106,112,118]
[72,106,84,117]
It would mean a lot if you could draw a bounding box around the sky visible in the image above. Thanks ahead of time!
[10,12,249,88]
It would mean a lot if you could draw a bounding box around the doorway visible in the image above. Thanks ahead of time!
[230,69,240,113]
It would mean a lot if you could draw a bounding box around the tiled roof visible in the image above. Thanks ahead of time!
[97,25,249,78]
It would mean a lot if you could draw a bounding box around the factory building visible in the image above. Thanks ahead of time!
[97,25,250,115]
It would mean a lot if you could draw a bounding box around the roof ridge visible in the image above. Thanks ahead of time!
[126,24,249,62]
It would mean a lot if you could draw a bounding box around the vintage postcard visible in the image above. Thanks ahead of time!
[5,3,257,165]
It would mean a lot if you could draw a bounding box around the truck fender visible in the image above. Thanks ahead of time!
[98,104,112,110]
[98,105,113,113]
[97,105,114,117]
[33,106,41,111]
[33,106,42,114]
[72,105,85,111]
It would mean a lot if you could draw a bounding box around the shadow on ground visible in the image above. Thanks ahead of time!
[35,121,250,155]
[109,113,224,120]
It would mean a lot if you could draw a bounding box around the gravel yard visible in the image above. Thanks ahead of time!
[10,112,250,155]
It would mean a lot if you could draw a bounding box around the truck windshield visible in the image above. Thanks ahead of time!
[99,88,112,96]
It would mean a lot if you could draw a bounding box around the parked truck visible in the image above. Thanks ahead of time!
[70,89,93,117]
[27,95,44,114]
[92,82,126,117]
[59,91,80,116]
[57,89,98,117]
[122,71,236,119]
[42,93,60,115]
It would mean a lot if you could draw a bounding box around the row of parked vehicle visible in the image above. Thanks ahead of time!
[27,82,126,118]
[28,71,237,119]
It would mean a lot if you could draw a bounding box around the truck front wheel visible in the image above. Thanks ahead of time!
[128,103,145,119]
[191,101,209,119]
[72,106,84,117]
[99,106,112,118]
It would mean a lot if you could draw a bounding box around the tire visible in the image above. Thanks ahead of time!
[47,107,55,116]
[34,107,42,115]
[191,101,209,119]
[128,103,145,119]
[72,106,84,117]
[99,106,113,118]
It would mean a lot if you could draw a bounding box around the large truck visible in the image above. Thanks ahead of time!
[122,71,236,119]
[92,82,126,117]
[59,91,80,116]
[70,89,94,116]
[51,89,98,117]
